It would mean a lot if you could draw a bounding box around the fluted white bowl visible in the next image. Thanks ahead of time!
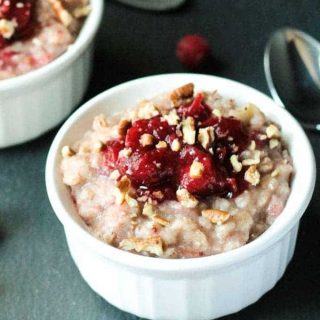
[46,74,316,320]
[0,0,104,148]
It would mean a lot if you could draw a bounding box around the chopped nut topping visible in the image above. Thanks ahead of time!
[61,146,75,158]
[73,5,91,18]
[110,170,121,180]
[248,140,256,151]
[142,203,169,226]
[170,83,194,107]
[117,175,131,191]
[138,102,160,119]
[93,114,108,131]
[266,124,280,139]
[118,119,131,136]
[119,147,132,158]
[125,194,140,217]
[182,117,196,145]
[152,191,164,200]
[269,139,279,149]
[114,187,125,205]
[201,209,230,225]
[244,165,260,186]
[163,109,180,125]
[156,141,167,149]
[176,188,198,208]
[258,134,267,140]
[131,220,138,226]
[140,133,154,147]
[78,142,91,155]
[212,109,222,118]
[190,161,204,178]
[114,176,131,205]
[171,138,181,152]
[230,155,242,172]
[153,216,170,226]
[125,193,139,208]
[198,126,215,149]
[271,168,279,177]
[0,19,17,39]
[142,202,156,218]
[231,103,259,123]
[63,170,83,186]
[258,157,274,173]
[120,236,163,256]
[242,150,261,166]
[93,140,103,153]
[50,0,74,27]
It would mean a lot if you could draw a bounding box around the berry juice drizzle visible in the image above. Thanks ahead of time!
[102,94,252,203]
[0,0,35,49]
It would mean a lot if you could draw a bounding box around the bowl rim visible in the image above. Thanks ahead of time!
[0,0,104,91]
[46,73,316,274]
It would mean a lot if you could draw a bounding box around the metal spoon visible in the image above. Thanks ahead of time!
[264,28,320,131]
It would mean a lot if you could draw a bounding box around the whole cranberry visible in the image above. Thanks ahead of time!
[176,34,210,69]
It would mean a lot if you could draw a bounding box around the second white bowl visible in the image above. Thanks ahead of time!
[0,0,104,148]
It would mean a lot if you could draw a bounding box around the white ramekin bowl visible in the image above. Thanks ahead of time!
[46,74,316,320]
[0,0,104,148]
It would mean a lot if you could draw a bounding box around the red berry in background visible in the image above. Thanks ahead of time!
[176,34,210,69]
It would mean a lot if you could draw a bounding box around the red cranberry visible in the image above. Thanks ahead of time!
[125,116,176,150]
[102,140,125,171]
[126,148,176,187]
[176,34,210,69]
[178,145,221,196]
[178,93,212,121]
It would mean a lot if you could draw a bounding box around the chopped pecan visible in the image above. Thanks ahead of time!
[176,188,198,208]
[201,209,230,225]
[120,236,164,256]
[170,83,194,107]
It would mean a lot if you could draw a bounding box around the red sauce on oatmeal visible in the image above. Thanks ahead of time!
[60,83,293,258]
[0,0,35,49]
[102,92,251,202]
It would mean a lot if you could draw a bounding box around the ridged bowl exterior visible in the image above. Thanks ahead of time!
[66,224,299,320]
[0,47,93,148]
[46,74,315,320]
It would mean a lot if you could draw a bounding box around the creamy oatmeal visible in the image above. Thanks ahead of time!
[60,83,293,258]
[0,0,90,80]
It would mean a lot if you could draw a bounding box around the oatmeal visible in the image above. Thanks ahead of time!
[0,0,90,80]
[60,83,293,258]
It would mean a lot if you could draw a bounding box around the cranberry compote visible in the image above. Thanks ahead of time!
[102,95,252,203]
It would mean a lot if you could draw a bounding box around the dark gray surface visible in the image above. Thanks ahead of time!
[1,1,319,319]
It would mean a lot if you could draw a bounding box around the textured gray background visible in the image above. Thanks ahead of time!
[1,0,320,319]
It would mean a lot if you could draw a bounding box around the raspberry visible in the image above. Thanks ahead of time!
[176,34,210,69]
